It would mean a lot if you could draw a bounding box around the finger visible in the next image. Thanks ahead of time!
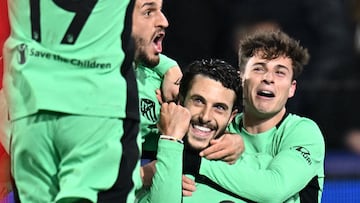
[182,189,193,197]
[209,138,220,145]
[182,175,195,185]
[182,181,196,192]
[202,149,229,160]
[155,89,164,104]
[182,175,196,192]
[221,155,237,165]
[199,143,225,157]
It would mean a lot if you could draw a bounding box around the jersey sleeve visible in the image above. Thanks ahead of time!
[139,139,184,203]
[153,54,179,77]
[199,119,325,202]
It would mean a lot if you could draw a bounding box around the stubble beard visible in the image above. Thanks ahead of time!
[134,38,160,68]
[136,50,160,68]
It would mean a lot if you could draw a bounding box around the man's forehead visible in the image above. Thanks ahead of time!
[249,53,292,66]
[190,75,236,98]
[137,0,161,7]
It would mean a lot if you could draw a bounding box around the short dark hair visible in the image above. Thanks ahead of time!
[179,59,242,110]
[238,30,310,80]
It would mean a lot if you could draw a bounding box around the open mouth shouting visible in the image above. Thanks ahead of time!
[152,30,165,54]
[257,90,275,98]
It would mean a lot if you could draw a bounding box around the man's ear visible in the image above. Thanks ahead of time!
[288,80,297,98]
[239,71,245,87]
[228,109,238,125]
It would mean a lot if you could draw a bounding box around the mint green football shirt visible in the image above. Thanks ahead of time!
[200,113,325,203]
[4,0,137,120]
[136,54,178,152]
[137,113,325,203]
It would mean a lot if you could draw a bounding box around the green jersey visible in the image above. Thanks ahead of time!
[3,0,137,120]
[136,139,248,203]
[137,113,324,203]
[200,113,325,203]
[4,1,142,202]
[136,54,178,152]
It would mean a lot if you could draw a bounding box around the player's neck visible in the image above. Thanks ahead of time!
[242,108,287,134]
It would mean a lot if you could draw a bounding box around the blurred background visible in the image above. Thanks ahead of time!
[161,0,360,202]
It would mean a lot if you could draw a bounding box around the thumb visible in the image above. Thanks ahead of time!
[155,89,164,104]
[209,139,219,145]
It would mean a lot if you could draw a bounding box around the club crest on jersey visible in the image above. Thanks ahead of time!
[17,43,28,64]
[292,146,312,165]
[140,98,157,122]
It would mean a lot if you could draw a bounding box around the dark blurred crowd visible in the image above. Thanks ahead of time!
[162,0,360,151]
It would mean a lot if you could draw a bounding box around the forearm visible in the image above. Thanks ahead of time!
[200,149,323,202]
[143,139,184,203]
[153,54,179,77]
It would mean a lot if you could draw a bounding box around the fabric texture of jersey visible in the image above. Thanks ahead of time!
[3,0,137,120]
[11,112,135,202]
[4,0,142,203]
[200,113,325,203]
[136,139,250,203]
[136,54,178,152]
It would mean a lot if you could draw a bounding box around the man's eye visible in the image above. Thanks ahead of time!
[215,105,225,111]
[194,99,202,104]
[276,70,286,76]
[145,10,151,16]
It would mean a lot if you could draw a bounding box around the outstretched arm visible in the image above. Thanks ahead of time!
[199,119,325,202]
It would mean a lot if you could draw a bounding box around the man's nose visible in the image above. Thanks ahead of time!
[157,12,169,28]
[199,107,212,123]
[263,71,274,83]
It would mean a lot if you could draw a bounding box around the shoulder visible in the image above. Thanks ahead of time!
[154,54,179,76]
[283,114,320,129]
[280,113,324,143]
